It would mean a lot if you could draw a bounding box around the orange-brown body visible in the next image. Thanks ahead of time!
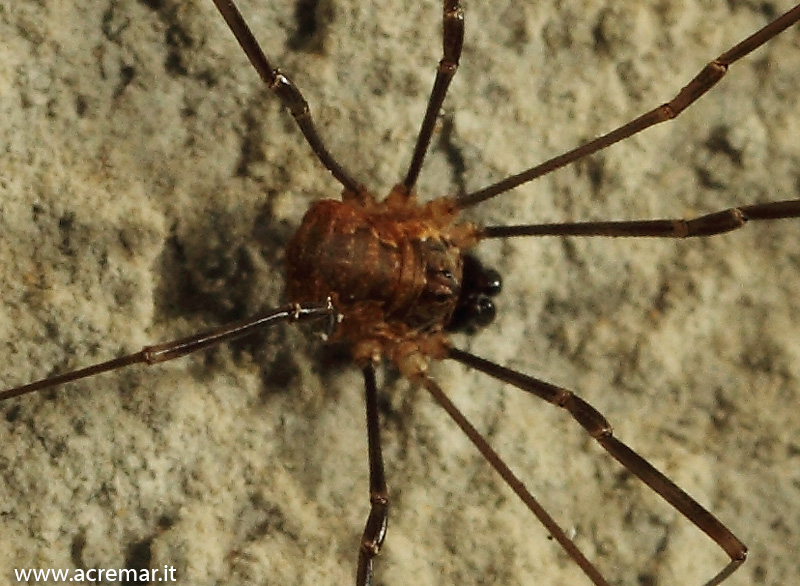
[286,188,479,369]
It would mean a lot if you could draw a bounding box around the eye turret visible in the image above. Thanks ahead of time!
[446,254,502,334]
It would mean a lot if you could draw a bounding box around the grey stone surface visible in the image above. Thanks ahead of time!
[1,1,799,585]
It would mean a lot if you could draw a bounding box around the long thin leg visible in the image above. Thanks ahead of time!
[210,0,362,194]
[410,372,612,586]
[456,4,800,209]
[0,302,335,402]
[447,346,746,586]
[356,363,389,586]
[481,199,800,239]
[400,0,464,194]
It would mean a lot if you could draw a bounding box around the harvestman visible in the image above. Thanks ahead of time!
[3,1,800,585]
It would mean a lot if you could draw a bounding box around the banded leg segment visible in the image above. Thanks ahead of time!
[211,0,362,193]
[357,363,389,586]
[481,199,800,239]
[0,302,335,402]
[401,0,465,193]
[411,371,611,586]
[456,4,800,208]
[448,347,746,586]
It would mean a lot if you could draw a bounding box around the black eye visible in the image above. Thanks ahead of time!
[472,296,496,327]
[480,269,502,296]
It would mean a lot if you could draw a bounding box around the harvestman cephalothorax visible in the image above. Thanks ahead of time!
[1,1,800,585]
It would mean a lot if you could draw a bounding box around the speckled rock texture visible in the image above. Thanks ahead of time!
[1,2,799,585]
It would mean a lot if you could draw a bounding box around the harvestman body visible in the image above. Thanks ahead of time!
[3,1,800,585]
